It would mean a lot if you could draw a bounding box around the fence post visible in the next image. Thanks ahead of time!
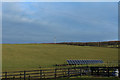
[44,74,45,79]
[107,67,110,77]
[62,68,65,77]
[55,69,57,79]
[97,68,99,76]
[24,71,26,80]
[29,75,30,80]
[68,68,70,78]
[80,68,82,76]
[20,73,21,80]
[119,67,120,78]
[40,70,42,79]
[13,76,15,80]
[5,72,7,80]
[90,67,93,75]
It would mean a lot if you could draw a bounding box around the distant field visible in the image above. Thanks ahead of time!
[2,44,118,72]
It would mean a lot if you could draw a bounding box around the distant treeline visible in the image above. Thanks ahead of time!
[57,41,120,48]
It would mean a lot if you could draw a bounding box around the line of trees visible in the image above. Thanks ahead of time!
[57,41,120,48]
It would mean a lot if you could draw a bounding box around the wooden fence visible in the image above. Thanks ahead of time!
[1,66,120,80]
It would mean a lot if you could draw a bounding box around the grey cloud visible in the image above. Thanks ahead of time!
[2,2,118,43]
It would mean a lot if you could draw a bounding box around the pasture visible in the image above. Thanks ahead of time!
[49,77,120,80]
[2,44,118,72]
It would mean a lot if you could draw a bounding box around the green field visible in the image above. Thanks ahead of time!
[49,77,120,80]
[2,44,118,72]
[1,77,120,80]
[49,78,120,80]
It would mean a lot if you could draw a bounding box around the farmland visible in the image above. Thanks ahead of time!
[2,44,118,72]
[49,77,120,80]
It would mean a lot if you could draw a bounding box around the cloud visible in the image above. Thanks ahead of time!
[2,2,118,43]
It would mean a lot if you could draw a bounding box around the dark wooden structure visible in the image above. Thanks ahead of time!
[1,66,120,80]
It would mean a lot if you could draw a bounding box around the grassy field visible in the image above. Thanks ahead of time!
[49,77,120,80]
[1,77,120,80]
[2,44,118,72]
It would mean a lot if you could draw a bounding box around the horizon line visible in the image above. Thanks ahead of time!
[1,40,119,44]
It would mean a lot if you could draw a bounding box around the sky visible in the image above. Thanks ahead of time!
[2,2,118,43]
[2,0,120,2]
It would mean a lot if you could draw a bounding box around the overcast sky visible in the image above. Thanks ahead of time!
[2,2,118,43]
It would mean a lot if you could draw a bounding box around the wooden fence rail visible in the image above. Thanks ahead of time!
[1,66,119,80]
